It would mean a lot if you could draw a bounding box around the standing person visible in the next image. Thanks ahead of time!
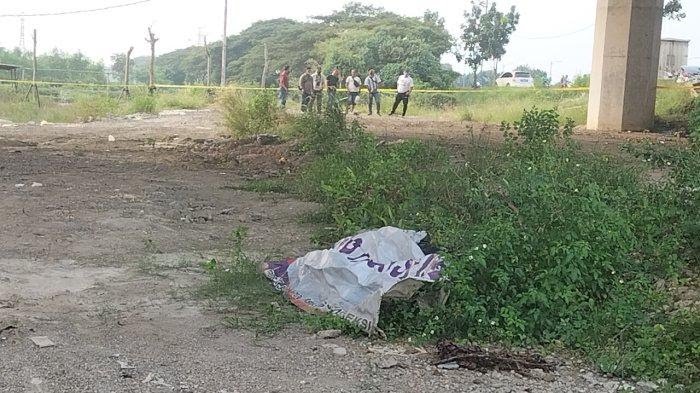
[345,69,362,115]
[389,70,414,117]
[298,67,314,112]
[326,68,340,110]
[277,65,290,108]
[364,68,382,115]
[309,67,325,113]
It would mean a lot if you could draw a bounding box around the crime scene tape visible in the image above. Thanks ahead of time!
[0,78,695,93]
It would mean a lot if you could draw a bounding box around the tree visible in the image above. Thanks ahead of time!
[110,52,134,76]
[461,2,519,86]
[663,0,685,20]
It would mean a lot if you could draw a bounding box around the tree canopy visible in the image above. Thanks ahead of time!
[132,4,459,89]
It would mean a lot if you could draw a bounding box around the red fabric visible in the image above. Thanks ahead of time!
[279,70,289,88]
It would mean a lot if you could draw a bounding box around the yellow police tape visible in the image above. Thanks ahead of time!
[0,78,693,93]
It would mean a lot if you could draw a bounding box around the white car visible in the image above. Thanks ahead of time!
[496,71,534,87]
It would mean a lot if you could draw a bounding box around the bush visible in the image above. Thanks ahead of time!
[220,90,281,137]
[292,107,700,385]
[130,94,157,114]
[73,95,120,121]
[689,98,700,142]
[413,92,458,110]
[572,74,590,88]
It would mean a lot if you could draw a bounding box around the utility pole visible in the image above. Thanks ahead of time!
[261,43,268,89]
[146,27,159,94]
[204,36,211,86]
[120,46,134,99]
[24,29,40,106]
[19,18,25,50]
[220,0,228,87]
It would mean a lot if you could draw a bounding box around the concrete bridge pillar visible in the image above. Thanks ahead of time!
[587,0,663,131]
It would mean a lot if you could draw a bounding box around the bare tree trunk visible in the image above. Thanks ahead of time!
[204,37,211,86]
[146,27,159,94]
[24,29,40,106]
[261,43,268,89]
[220,0,228,87]
[121,46,134,99]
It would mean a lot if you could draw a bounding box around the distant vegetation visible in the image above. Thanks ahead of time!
[0,47,108,83]
[129,3,460,88]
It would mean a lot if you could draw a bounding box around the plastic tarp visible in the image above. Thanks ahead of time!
[263,227,443,333]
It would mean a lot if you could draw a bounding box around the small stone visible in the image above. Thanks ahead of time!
[376,356,399,369]
[40,120,52,126]
[31,182,43,187]
[332,346,347,356]
[317,329,342,339]
[30,336,55,348]
[437,362,460,370]
[15,184,25,188]
[108,135,116,142]
[530,368,556,382]
[636,381,659,393]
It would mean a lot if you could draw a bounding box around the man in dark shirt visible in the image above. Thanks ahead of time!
[326,68,340,110]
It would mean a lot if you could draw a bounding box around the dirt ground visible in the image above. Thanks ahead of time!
[0,110,667,392]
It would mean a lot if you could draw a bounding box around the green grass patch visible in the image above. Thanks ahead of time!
[280,107,699,386]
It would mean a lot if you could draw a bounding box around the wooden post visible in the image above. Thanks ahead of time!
[24,29,40,106]
[261,43,269,89]
[220,0,228,87]
[120,46,134,99]
[146,27,158,94]
[204,37,211,86]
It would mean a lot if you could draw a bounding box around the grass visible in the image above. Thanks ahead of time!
[0,85,212,123]
[206,101,699,388]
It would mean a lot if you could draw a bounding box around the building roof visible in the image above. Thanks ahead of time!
[0,63,20,71]
[661,38,690,43]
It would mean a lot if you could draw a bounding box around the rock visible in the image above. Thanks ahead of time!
[437,362,460,370]
[29,336,55,348]
[316,329,342,339]
[27,121,36,126]
[620,382,636,391]
[636,381,659,392]
[14,184,25,188]
[529,368,556,382]
[108,135,116,142]
[376,356,400,369]
[40,120,53,126]
[31,182,43,187]
[256,134,280,145]
[332,346,348,356]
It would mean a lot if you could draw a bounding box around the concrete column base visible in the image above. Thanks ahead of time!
[587,0,663,131]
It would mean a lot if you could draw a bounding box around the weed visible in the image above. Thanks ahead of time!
[289,107,700,385]
[220,89,282,137]
[130,94,157,114]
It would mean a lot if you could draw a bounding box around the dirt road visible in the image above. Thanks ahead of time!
[1,110,645,392]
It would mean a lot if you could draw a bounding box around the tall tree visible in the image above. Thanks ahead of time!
[663,0,685,20]
[461,1,519,85]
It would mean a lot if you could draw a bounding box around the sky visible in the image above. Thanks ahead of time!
[0,0,698,81]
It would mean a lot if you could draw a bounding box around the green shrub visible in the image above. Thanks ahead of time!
[73,95,120,121]
[413,92,458,109]
[689,98,700,142]
[130,94,157,114]
[291,107,699,385]
[220,89,281,137]
[158,88,210,109]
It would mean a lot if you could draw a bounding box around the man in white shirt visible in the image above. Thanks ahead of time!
[345,69,362,115]
[364,68,382,115]
[389,70,414,117]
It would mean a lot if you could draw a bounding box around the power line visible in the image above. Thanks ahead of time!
[0,0,152,18]
[521,24,594,40]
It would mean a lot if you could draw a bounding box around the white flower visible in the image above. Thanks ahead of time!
[666,162,672,166]
[478,319,483,323]
[542,139,547,143]
[619,279,624,284]
[408,337,412,342]
[482,244,487,249]
[468,255,474,261]
[611,270,616,275]
[490,321,496,326]
[574,189,579,193]
[430,330,435,335]
[527,166,532,171]
[576,164,581,168]
[660,141,665,144]
[434,316,440,321]
[565,158,569,162]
